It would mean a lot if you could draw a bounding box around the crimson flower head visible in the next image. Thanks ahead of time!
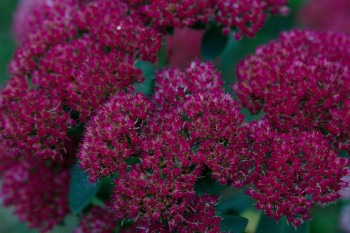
[113,166,221,232]
[125,0,289,38]
[76,0,162,62]
[246,120,349,227]
[0,77,74,160]
[179,91,251,187]
[31,35,143,122]
[5,0,160,161]
[0,158,70,233]
[153,61,223,111]
[234,30,350,152]
[13,0,78,44]
[74,205,117,233]
[78,92,154,182]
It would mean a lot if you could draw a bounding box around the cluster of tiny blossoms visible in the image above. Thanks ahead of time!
[235,30,350,152]
[246,121,349,226]
[125,0,289,38]
[74,205,117,233]
[79,61,245,231]
[1,0,160,232]
[79,58,349,230]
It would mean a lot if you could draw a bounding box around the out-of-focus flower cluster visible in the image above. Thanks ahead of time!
[299,0,350,34]
[0,157,70,232]
[74,205,117,233]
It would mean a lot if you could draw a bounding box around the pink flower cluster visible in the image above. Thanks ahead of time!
[78,62,248,230]
[13,0,79,44]
[246,121,349,226]
[0,78,74,160]
[3,0,157,162]
[78,59,349,229]
[79,92,154,182]
[0,158,70,233]
[235,30,350,152]
[125,0,289,38]
[153,61,223,110]
[74,205,117,233]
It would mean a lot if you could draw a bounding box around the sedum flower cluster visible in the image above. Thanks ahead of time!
[1,0,350,233]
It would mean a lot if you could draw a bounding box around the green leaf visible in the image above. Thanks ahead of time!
[134,60,156,96]
[256,214,310,233]
[216,190,254,214]
[157,39,168,69]
[220,215,248,233]
[240,108,265,122]
[201,25,229,60]
[194,174,226,196]
[339,150,350,158]
[311,204,341,233]
[67,123,85,137]
[69,163,101,214]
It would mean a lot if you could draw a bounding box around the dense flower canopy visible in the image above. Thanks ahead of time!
[3,0,350,232]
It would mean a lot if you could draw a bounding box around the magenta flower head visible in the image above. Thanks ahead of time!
[113,166,221,232]
[298,0,350,34]
[13,0,78,44]
[74,205,117,233]
[215,0,289,38]
[0,158,70,233]
[246,120,350,227]
[76,0,163,62]
[31,35,143,121]
[125,0,288,38]
[6,0,160,161]
[78,92,154,182]
[179,91,251,187]
[234,30,350,152]
[0,77,74,160]
[153,61,223,111]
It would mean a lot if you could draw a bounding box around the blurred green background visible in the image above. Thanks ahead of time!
[0,0,348,232]
[0,1,18,87]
